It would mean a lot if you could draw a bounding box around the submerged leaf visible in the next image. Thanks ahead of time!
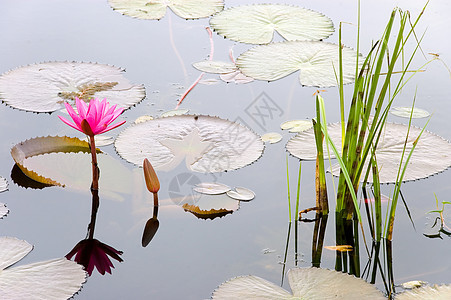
[109,0,224,20]
[396,284,451,299]
[115,115,264,172]
[286,122,451,183]
[226,187,255,201]
[210,4,334,44]
[261,132,282,144]
[0,237,86,300]
[0,62,145,113]
[236,41,361,87]
[390,107,430,119]
[0,203,8,219]
[193,182,231,195]
[212,267,385,299]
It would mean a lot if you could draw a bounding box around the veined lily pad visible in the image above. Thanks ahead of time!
[236,41,361,87]
[209,4,334,44]
[109,0,224,20]
[114,115,264,172]
[226,187,255,201]
[396,285,451,299]
[0,177,8,192]
[0,237,86,299]
[286,122,451,183]
[261,132,282,144]
[182,193,239,220]
[390,107,430,119]
[11,136,132,201]
[193,182,231,195]
[0,203,8,219]
[0,62,145,113]
[212,267,385,299]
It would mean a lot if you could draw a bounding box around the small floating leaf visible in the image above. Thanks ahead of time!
[193,182,231,195]
[160,109,189,118]
[115,115,264,172]
[226,187,255,201]
[182,194,239,220]
[390,107,430,119]
[0,62,145,113]
[134,115,154,124]
[212,267,385,299]
[0,204,8,219]
[210,4,334,44]
[401,281,428,289]
[261,132,282,144]
[236,41,361,87]
[396,284,451,299]
[109,0,224,20]
[0,237,86,299]
[286,122,451,183]
[281,120,313,132]
[0,177,8,192]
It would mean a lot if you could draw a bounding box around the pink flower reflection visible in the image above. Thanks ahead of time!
[59,97,125,136]
[66,239,123,276]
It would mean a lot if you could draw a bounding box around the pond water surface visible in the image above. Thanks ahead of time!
[1,0,451,299]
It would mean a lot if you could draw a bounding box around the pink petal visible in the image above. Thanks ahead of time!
[76,98,87,119]
[58,115,83,133]
[97,120,126,135]
[64,102,82,127]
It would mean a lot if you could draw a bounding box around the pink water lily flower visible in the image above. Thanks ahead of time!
[59,97,125,136]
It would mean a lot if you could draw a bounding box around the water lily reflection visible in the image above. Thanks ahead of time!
[66,239,123,276]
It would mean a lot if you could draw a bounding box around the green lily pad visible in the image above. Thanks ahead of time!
[109,0,224,20]
[0,237,86,299]
[390,107,430,119]
[210,4,334,44]
[0,62,145,113]
[212,267,385,299]
[115,115,264,173]
[396,285,451,299]
[286,122,451,183]
[236,41,361,87]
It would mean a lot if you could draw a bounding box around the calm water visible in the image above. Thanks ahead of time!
[1,0,451,299]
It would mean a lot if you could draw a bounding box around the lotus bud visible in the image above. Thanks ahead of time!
[143,158,160,193]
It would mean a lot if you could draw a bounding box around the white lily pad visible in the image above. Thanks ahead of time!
[396,285,451,299]
[226,187,255,201]
[115,115,264,173]
[193,182,231,195]
[236,41,361,87]
[0,237,86,300]
[192,61,237,74]
[281,120,313,132]
[134,115,154,124]
[210,4,334,44]
[109,0,224,20]
[0,203,8,219]
[0,177,8,192]
[0,62,145,113]
[182,193,239,220]
[286,122,451,183]
[160,109,189,118]
[390,107,430,119]
[212,267,385,299]
[261,132,283,144]
[401,281,428,289]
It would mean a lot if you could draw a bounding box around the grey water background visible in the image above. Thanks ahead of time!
[0,0,450,299]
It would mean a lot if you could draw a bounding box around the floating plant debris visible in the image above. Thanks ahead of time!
[226,187,255,201]
[286,122,451,183]
[115,115,264,172]
[280,120,313,133]
[182,193,239,220]
[0,203,8,219]
[109,0,224,20]
[261,132,282,144]
[210,4,334,44]
[193,182,231,195]
[324,245,353,252]
[0,177,8,192]
[0,237,86,299]
[0,62,145,113]
[390,107,430,119]
[236,41,362,87]
[212,267,385,299]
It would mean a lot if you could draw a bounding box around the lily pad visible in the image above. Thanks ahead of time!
[160,109,189,118]
[11,136,132,201]
[182,193,239,220]
[0,177,8,192]
[212,267,385,299]
[0,62,145,113]
[390,107,430,119]
[396,285,451,299]
[83,136,114,147]
[210,4,334,44]
[286,122,451,183]
[114,115,264,173]
[0,203,8,219]
[261,132,282,144]
[281,120,313,132]
[0,237,86,300]
[135,115,154,124]
[193,182,231,195]
[109,0,224,20]
[193,61,254,84]
[226,187,255,201]
[236,41,361,87]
